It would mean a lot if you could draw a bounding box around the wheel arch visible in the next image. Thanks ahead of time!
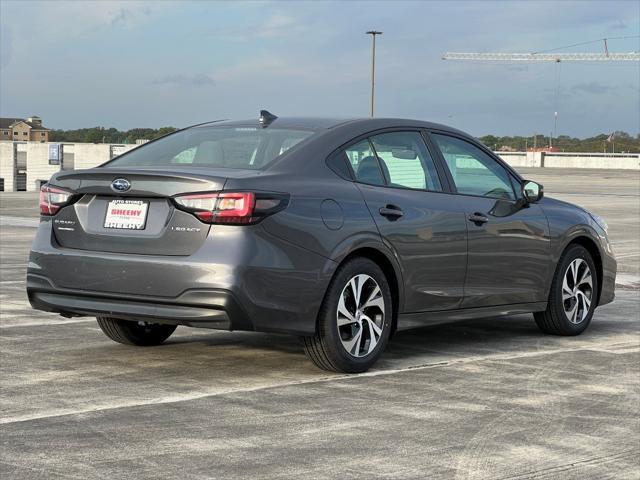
[319,245,404,335]
[562,235,604,304]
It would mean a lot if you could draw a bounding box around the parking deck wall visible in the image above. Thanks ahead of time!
[0,141,638,192]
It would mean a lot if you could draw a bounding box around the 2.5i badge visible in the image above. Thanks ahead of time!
[171,226,202,232]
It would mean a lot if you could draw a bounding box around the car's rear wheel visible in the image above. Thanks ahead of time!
[534,244,598,335]
[303,257,393,373]
[97,317,177,346]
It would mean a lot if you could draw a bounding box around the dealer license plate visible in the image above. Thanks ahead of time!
[104,199,149,230]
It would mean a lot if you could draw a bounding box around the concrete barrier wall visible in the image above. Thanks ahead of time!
[543,153,640,170]
[496,152,537,168]
[0,140,638,192]
[497,152,639,170]
[0,141,138,191]
[73,144,112,170]
[0,143,14,192]
[27,143,60,191]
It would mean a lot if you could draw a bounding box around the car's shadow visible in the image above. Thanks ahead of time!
[82,309,632,378]
[64,296,640,384]
[8,302,632,427]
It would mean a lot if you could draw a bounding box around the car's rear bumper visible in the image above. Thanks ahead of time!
[27,273,249,330]
[27,220,336,336]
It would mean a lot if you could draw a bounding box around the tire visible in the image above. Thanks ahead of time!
[534,244,598,336]
[303,257,393,373]
[96,317,177,346]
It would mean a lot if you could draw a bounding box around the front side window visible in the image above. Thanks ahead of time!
[431,134,515,200]
[370,131,442,191]
[105,127,315,170]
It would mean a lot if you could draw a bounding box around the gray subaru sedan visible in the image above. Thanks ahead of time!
[28,112,616,373]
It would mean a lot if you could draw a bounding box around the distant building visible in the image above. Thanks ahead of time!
[0,116,50,142]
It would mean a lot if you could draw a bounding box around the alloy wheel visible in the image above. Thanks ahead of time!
[562,258,593,324]
[336,274,385,358]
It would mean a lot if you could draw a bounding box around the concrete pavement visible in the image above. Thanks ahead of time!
[0,168,638,479]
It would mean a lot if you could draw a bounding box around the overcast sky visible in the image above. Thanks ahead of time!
[1,0,638,137]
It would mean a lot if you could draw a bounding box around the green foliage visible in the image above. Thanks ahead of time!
[49,126,178,144]
[478,131,639,153]
[47,126,640,153]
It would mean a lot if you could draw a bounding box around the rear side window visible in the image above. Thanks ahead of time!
[343,131,443,191]
[345,139,385,186]
[370,131,442,191]
[105,127,314,170]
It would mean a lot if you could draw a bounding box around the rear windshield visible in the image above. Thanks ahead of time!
[104,126,315,170]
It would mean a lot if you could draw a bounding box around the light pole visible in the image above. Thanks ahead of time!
[366,30,382,117]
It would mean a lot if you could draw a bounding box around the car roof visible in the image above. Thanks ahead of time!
[193,117,467,135]
[197,117,354,130]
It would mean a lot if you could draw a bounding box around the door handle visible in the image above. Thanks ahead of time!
[468,212,489,225]
[379,205,404,219]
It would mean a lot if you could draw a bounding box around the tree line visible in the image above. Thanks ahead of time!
[49,126,639,153]
[479,131,639,153]
[49,127,178,145]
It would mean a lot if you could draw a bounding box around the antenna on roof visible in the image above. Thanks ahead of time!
[259,110,277,128]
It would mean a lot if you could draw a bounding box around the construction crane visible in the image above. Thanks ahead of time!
[442,38,640,62]
[442,52,639,62]
[441,37,640,147]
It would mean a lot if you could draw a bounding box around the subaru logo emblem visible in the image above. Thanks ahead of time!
[111,178,131,192]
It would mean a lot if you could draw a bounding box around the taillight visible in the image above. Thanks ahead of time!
[173,191,287,224]
[39,184,75,216]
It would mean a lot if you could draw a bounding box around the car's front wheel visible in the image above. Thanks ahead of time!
[534,244,598,335]
[97,317,177,346]
[303,257,393,373]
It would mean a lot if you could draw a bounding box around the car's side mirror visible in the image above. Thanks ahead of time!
[522,180,544,203]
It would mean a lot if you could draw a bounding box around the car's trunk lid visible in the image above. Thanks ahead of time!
[48,167,253,256]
